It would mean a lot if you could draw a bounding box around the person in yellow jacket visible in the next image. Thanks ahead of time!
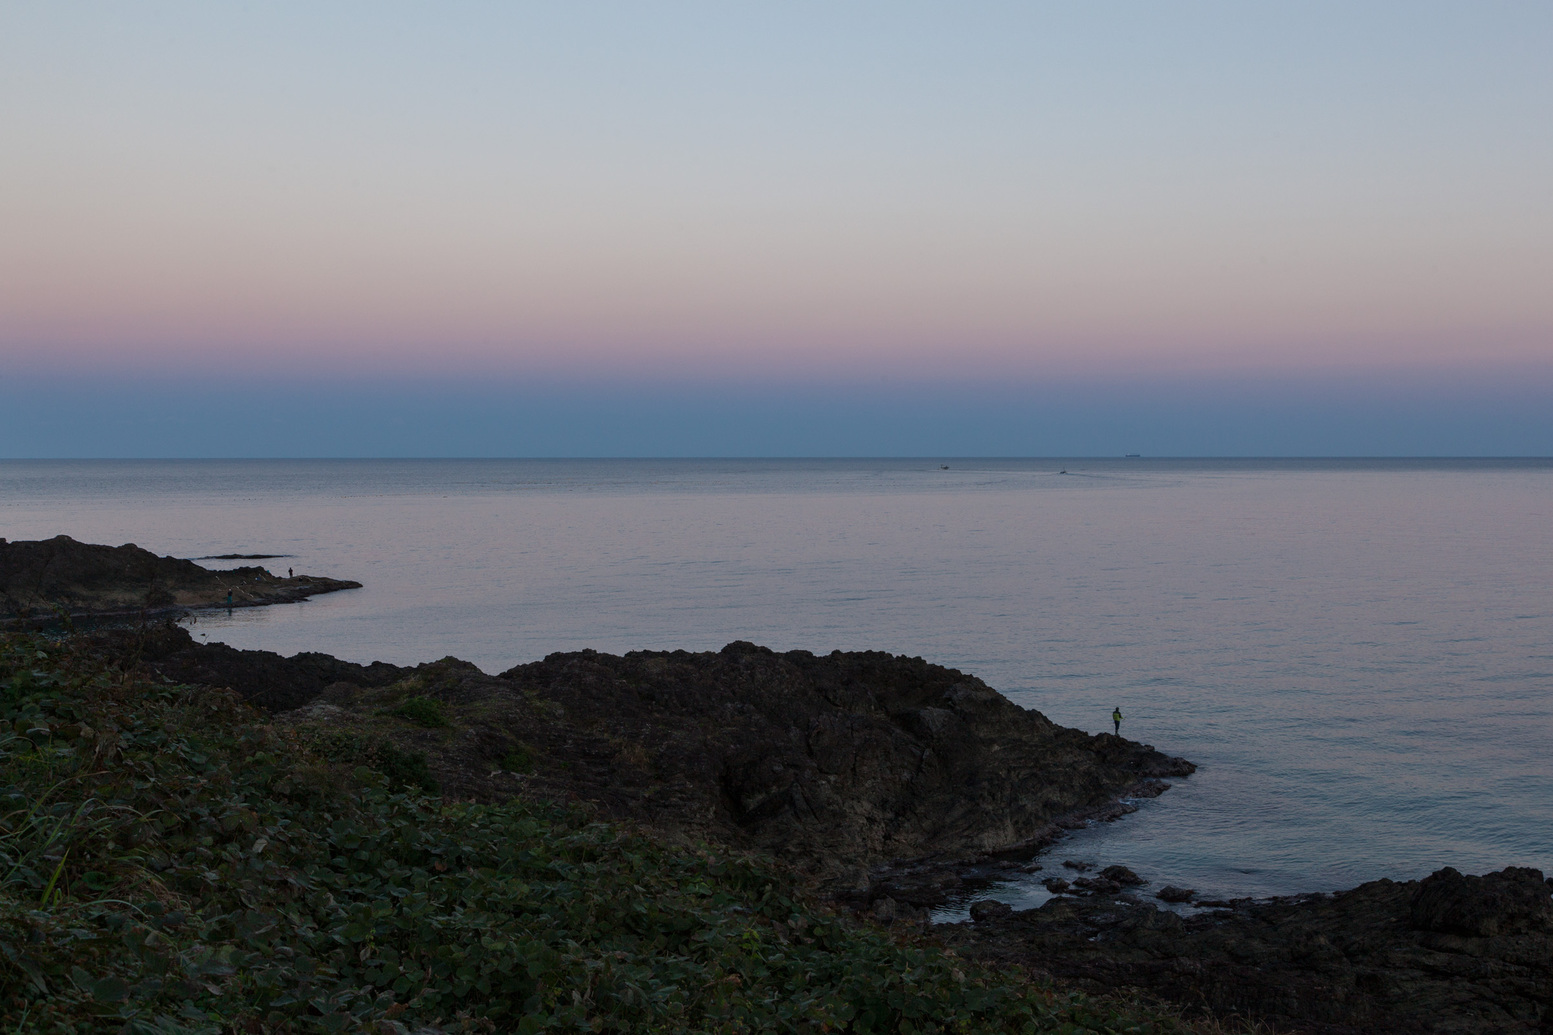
[1112,706,1122,735]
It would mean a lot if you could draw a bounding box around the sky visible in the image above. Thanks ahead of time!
[2,2,1551,456]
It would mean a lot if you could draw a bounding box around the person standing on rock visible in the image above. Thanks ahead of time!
[1112,706,1122,735]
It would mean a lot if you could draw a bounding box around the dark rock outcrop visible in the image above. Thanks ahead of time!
[1409,866,1553,938]
[492,640,1194,890]
[110,622,402,712]
[1101,865,1146,886]
[0,535,359,622]
[91,629,1193,891]
[944,867,1553,1034]
[969,899,1014,923]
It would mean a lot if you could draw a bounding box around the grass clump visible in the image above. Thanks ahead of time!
[293,726,441,794]
[382,695,448,727]
[499,745,533,774]
[0,633,1214,1035]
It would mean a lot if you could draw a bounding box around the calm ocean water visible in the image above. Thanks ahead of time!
[3,458,1551,909]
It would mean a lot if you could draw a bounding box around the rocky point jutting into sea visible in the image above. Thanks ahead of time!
[6,536,1551,1033]
[0,534,359,624]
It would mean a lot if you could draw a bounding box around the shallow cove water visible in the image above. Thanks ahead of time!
[3,458,1551,907]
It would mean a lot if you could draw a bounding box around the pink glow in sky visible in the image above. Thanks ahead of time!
[3,3,1551,383]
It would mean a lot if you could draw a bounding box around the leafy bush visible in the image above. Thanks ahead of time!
[0,633,1205,1035]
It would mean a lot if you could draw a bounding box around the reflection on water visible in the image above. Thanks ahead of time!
[4,457,1551,902]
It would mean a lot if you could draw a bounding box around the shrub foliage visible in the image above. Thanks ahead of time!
[1,633,1195,1034]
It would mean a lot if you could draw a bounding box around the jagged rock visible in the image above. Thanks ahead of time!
[969,899,1014,922]
[0,535,358,622]
[1062,860,1093,871]
[1101,865,1146,886]
[1072,876,1123,894]
[1042,877,1072,894]
[1155,886,1195,903]
[1409,866,1553,937]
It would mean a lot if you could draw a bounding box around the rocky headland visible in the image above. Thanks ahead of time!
[106,623,1193,895]
[79,621,1553,1033]
[0,534,360,623]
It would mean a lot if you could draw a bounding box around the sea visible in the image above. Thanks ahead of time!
[3,458,1550,914]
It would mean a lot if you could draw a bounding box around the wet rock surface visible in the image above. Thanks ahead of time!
[1,535,359,623]
[943,868,1553,1034]
[969,899,1014,922]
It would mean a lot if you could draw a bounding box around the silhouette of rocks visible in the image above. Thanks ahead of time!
[110,622,401,712]
[1155,885,1195,903]
[0,535,358,623]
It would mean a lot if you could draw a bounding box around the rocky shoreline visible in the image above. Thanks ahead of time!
[23,530,1547,1034]
[944,866,1553,1034]
[0,535,360,624]
[100,623,1194,891]
[77,623,1552,1033]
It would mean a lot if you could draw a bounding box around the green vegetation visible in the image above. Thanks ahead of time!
[382,696,448,728]
[290,727,439,795]
[499,746,534,774]
[0,634,1217,1034]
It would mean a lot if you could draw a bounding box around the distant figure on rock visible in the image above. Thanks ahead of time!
[288,567,293,578]
[1112,706,1122,735]
[226,590,233,608]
